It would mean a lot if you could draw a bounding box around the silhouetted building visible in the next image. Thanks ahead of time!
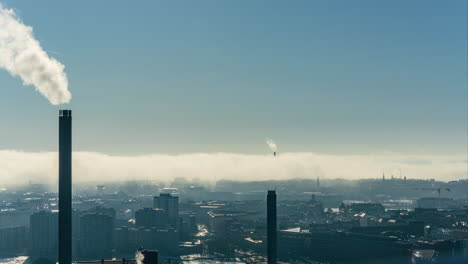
[153,194,178,228]
[112,227,129,252]
[278,228,311,258]
[137,228,178,256]
[135,208,166,229]
[79,213,113,259]
[267,190,277,264]
[0,226,28,254]
[59,109,72,264]
[141,250,159,264]
[31,211,58,259]
[0,211,31,228]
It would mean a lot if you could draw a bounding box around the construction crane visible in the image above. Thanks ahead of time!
[412,187,450,198]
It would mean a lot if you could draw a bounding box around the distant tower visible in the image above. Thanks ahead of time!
[79,213,113,259]
[153,193,179,228]
[30,211,58,258]
[267,190,277,264]
[382,173,385,182]
[316,177,320,190]
[59,110,72,264]
[273,151,276,157]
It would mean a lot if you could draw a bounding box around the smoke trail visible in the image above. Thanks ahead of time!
[266,138,278,152]
[0,4,71,105]
[135,251,144,264]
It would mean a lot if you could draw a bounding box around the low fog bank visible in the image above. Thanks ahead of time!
[0,150,466,187]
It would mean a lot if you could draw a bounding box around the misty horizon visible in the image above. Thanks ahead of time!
[0,149,465,187]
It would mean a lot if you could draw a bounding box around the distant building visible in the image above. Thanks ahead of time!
[112,227,129,252]
[280,229,412,262]
[178,215,197,240]
[0,226,28,254]
[278,228,311,258]
[75,249,158,264]
[207,212,231,236]
[153,194,179,228]
[137,228,178,256]
[140,250,159,264]
[417,197,455,209]
[340,202,385,216]
[0,211,31,228]
[135,208,166,229]
[79,213,113,259]
[30,211,58,259]
[84,206,116,219]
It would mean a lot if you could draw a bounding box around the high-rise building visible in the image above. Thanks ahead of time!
[85,206,116,218]
[153,194,179,228]
[112,227,129,252]
[135,208,166,229]
[31,211,58,259]
[267,190,277,264]
[59,110,72,264]
[0,211,31,228]
[0,226,28,254]
[137,228,178,256]
[79,213,113,259]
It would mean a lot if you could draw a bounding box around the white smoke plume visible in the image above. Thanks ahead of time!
[135,251,144,264]
[0,150,465,186]
[0,4,71,105]
[266,139,278,152]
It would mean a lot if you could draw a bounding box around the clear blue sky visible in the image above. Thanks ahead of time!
[0,0,466,155]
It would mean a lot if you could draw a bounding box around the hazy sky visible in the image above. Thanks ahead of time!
[0,0,466,156]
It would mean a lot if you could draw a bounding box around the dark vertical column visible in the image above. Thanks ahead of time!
[59,110,72,264]
[141,250,158,264]
[267,190,277,264]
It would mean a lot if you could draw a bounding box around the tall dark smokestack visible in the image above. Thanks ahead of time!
[267,190,277,264]
[59,110,72,264]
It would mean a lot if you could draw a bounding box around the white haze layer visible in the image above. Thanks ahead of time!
[0,4,71,105]
[0,150,466,186]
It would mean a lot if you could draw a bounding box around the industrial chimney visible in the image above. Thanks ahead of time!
[59,110,72,264]
[267,190,277,264]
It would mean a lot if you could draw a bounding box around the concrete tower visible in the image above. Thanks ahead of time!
[267,190,277,264]
[153,193,179,228]
[59,110,72,264]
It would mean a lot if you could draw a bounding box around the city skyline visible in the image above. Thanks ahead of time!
[0,2,466,263]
